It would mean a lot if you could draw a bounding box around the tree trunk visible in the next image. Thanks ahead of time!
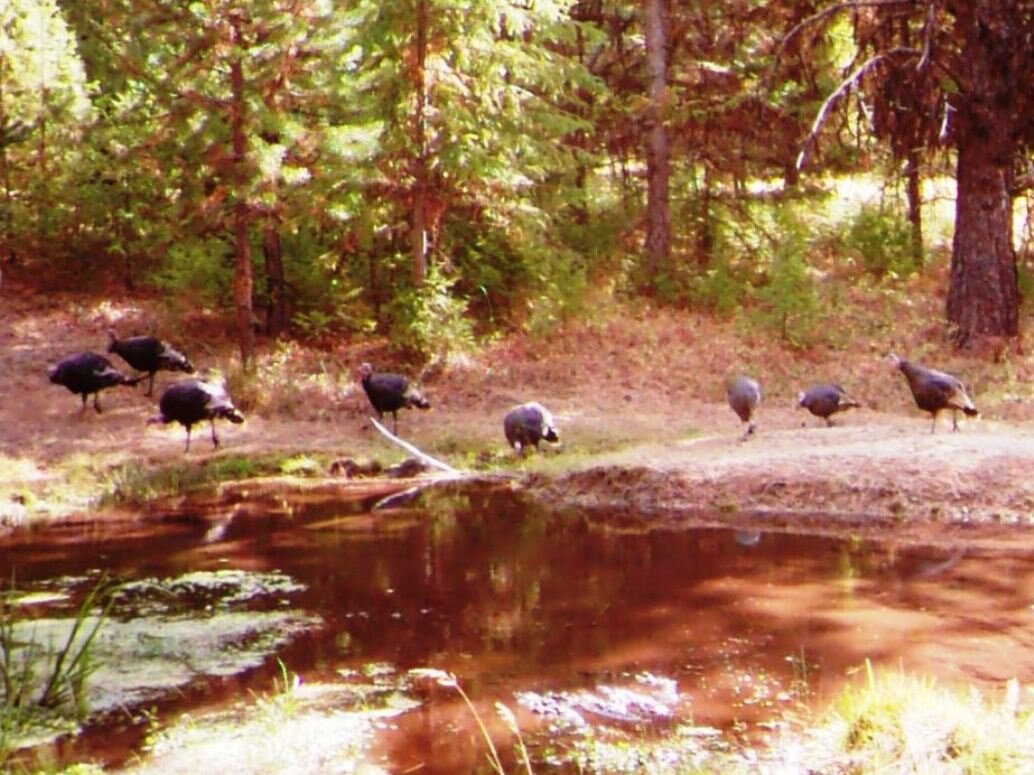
[410,0,430,286]
[946,133,1018,347]
[696,162,713,268]
[945,1,1020,347]
[263,221,287,336]
[642,0,671,288]
[905,145,923,267]
[229,16,255,366]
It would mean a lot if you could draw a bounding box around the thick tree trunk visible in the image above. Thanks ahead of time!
[229,16,255,366]
[945,1,1020,348]
[642,0,671,287]
[945,133,1018,347]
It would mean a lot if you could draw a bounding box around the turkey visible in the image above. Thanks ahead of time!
[48,352,144,413]
[887,353,978,432]
[149,378,245,452]
[797,383,862,427]
[727,376,761,440]
[503,402,560,455]
[107,329,194,396]
[358,362,431,434]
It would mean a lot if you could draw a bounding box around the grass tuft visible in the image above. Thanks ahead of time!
[816,662,1034,773]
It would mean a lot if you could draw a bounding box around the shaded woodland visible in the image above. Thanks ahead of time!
[3,0,1034,362]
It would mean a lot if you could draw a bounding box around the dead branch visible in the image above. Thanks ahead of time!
[766,0,913,89]
[369,416,460,474]
[796,47,919,170]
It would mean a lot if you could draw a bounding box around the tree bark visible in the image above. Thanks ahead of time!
[229,15,255,366]
[944,2,1021,347]
[643,0,671,287]
[945,131,1018,347]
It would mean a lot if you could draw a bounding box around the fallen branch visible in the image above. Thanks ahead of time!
[369,416,460,475]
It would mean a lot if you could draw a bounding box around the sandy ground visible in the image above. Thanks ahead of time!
[4,282,1034,548]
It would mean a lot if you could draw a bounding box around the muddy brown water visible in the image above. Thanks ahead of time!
[4,480,1034,772]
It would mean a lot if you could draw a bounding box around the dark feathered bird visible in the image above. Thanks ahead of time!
[504,402,560,455]
[358,363,431,434]
[727,376,761,440]
[107,329,194,396]
[149,378,244,452]
[887,354,978,432]
[797,383,862,427]
[48,352,144,413]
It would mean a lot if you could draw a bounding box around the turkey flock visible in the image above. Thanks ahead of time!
[48,330,243,453]
[728,352,979,439]
[47,325,981,461]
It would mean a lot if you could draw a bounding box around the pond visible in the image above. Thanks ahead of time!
[3,479,1034,772]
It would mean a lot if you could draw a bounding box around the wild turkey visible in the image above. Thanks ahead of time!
[107,329,194,396]
[504,402,560,455]
[48,352,144,413]
[358,362,431,434]
[727,376,761,440]
[797,383,862,427]
[888,353,978,432]
[149,378,244,452]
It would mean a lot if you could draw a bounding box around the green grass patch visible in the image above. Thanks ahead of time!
[815,662,1034,773]
[99,452,338,506]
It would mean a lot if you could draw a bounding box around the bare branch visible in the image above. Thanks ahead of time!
[917,0,938,72]
[369,417,460,474]
[768,0,914,86]
[796,47,920,170]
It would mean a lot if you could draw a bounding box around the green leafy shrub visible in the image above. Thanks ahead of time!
[688,258,746,316]
[148,238,234,307]
[749,210,822,346]
[840,204,916,278]
[388,265,475,362]
[274,228,376,339]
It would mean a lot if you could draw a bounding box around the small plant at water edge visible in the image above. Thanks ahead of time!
[409,668,532,774]
[1,576,121,763]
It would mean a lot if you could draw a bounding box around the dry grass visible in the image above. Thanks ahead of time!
[802,664,1034,774]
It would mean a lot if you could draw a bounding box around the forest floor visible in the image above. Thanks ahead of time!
[4,272,1034,552]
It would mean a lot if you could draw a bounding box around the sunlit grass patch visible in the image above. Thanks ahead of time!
[811,663,1034,773]
[100,452,335,506]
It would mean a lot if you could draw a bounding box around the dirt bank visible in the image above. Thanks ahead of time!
[4,282,1034,547]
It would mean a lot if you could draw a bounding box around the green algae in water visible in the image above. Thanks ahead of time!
[2,569,321,756]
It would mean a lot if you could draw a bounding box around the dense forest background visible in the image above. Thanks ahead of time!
[3,0,1034,366]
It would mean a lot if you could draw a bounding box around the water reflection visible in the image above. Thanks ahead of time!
[3,482,1034,772]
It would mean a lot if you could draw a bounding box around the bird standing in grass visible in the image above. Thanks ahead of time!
[887,353,978,432]
[727,376,761,440]
[149,378,244,452]
[48,352,145,414]
[503,402,560,455]
[797,383,862,427]
[107,329,194,396]
[358,363,431,434]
